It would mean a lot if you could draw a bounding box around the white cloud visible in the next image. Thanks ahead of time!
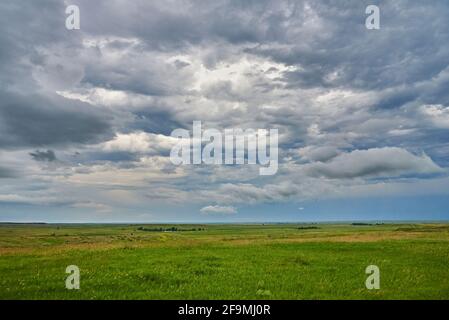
[200,205,237,215]
[101,132,176,154]
[419,104,449,129]
[71,201,112,213]
[305,147,443,179]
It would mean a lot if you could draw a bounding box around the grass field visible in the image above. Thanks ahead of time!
[0,223,448,300]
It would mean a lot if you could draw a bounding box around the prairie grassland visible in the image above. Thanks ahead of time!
[0,223,448,299]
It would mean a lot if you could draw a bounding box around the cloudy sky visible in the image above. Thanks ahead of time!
[1,0,449,222]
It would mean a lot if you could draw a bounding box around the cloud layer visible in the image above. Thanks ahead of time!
[1,1,449,221]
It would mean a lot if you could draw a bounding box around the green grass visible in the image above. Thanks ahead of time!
[0,223,448,299]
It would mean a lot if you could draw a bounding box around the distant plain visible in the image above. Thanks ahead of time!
[0,223,448,299]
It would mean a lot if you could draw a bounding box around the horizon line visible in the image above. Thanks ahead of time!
[1,219,449,225]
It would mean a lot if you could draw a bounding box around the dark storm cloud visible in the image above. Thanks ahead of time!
[0,90,113,149]
[3,0,447,99]
[0,0,81,89]
[88,151,138,162]
[247,1,449,94]
[0,166,17,179]
[12,0,445,107]
[75,0,204,50]
[81,65,171,97]
[29,150,57,162]
[4,0,442,151]
[173,60,190,69]
[74,0,273,50]
[0,1,114,150]
[370,88,419,110]
[132,110,186,136]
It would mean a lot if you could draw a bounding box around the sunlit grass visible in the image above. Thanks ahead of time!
[0,223,448,299]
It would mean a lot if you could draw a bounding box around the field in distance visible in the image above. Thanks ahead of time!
[0,223,448,299]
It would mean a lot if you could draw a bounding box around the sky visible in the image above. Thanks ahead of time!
[1,0,449,223]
